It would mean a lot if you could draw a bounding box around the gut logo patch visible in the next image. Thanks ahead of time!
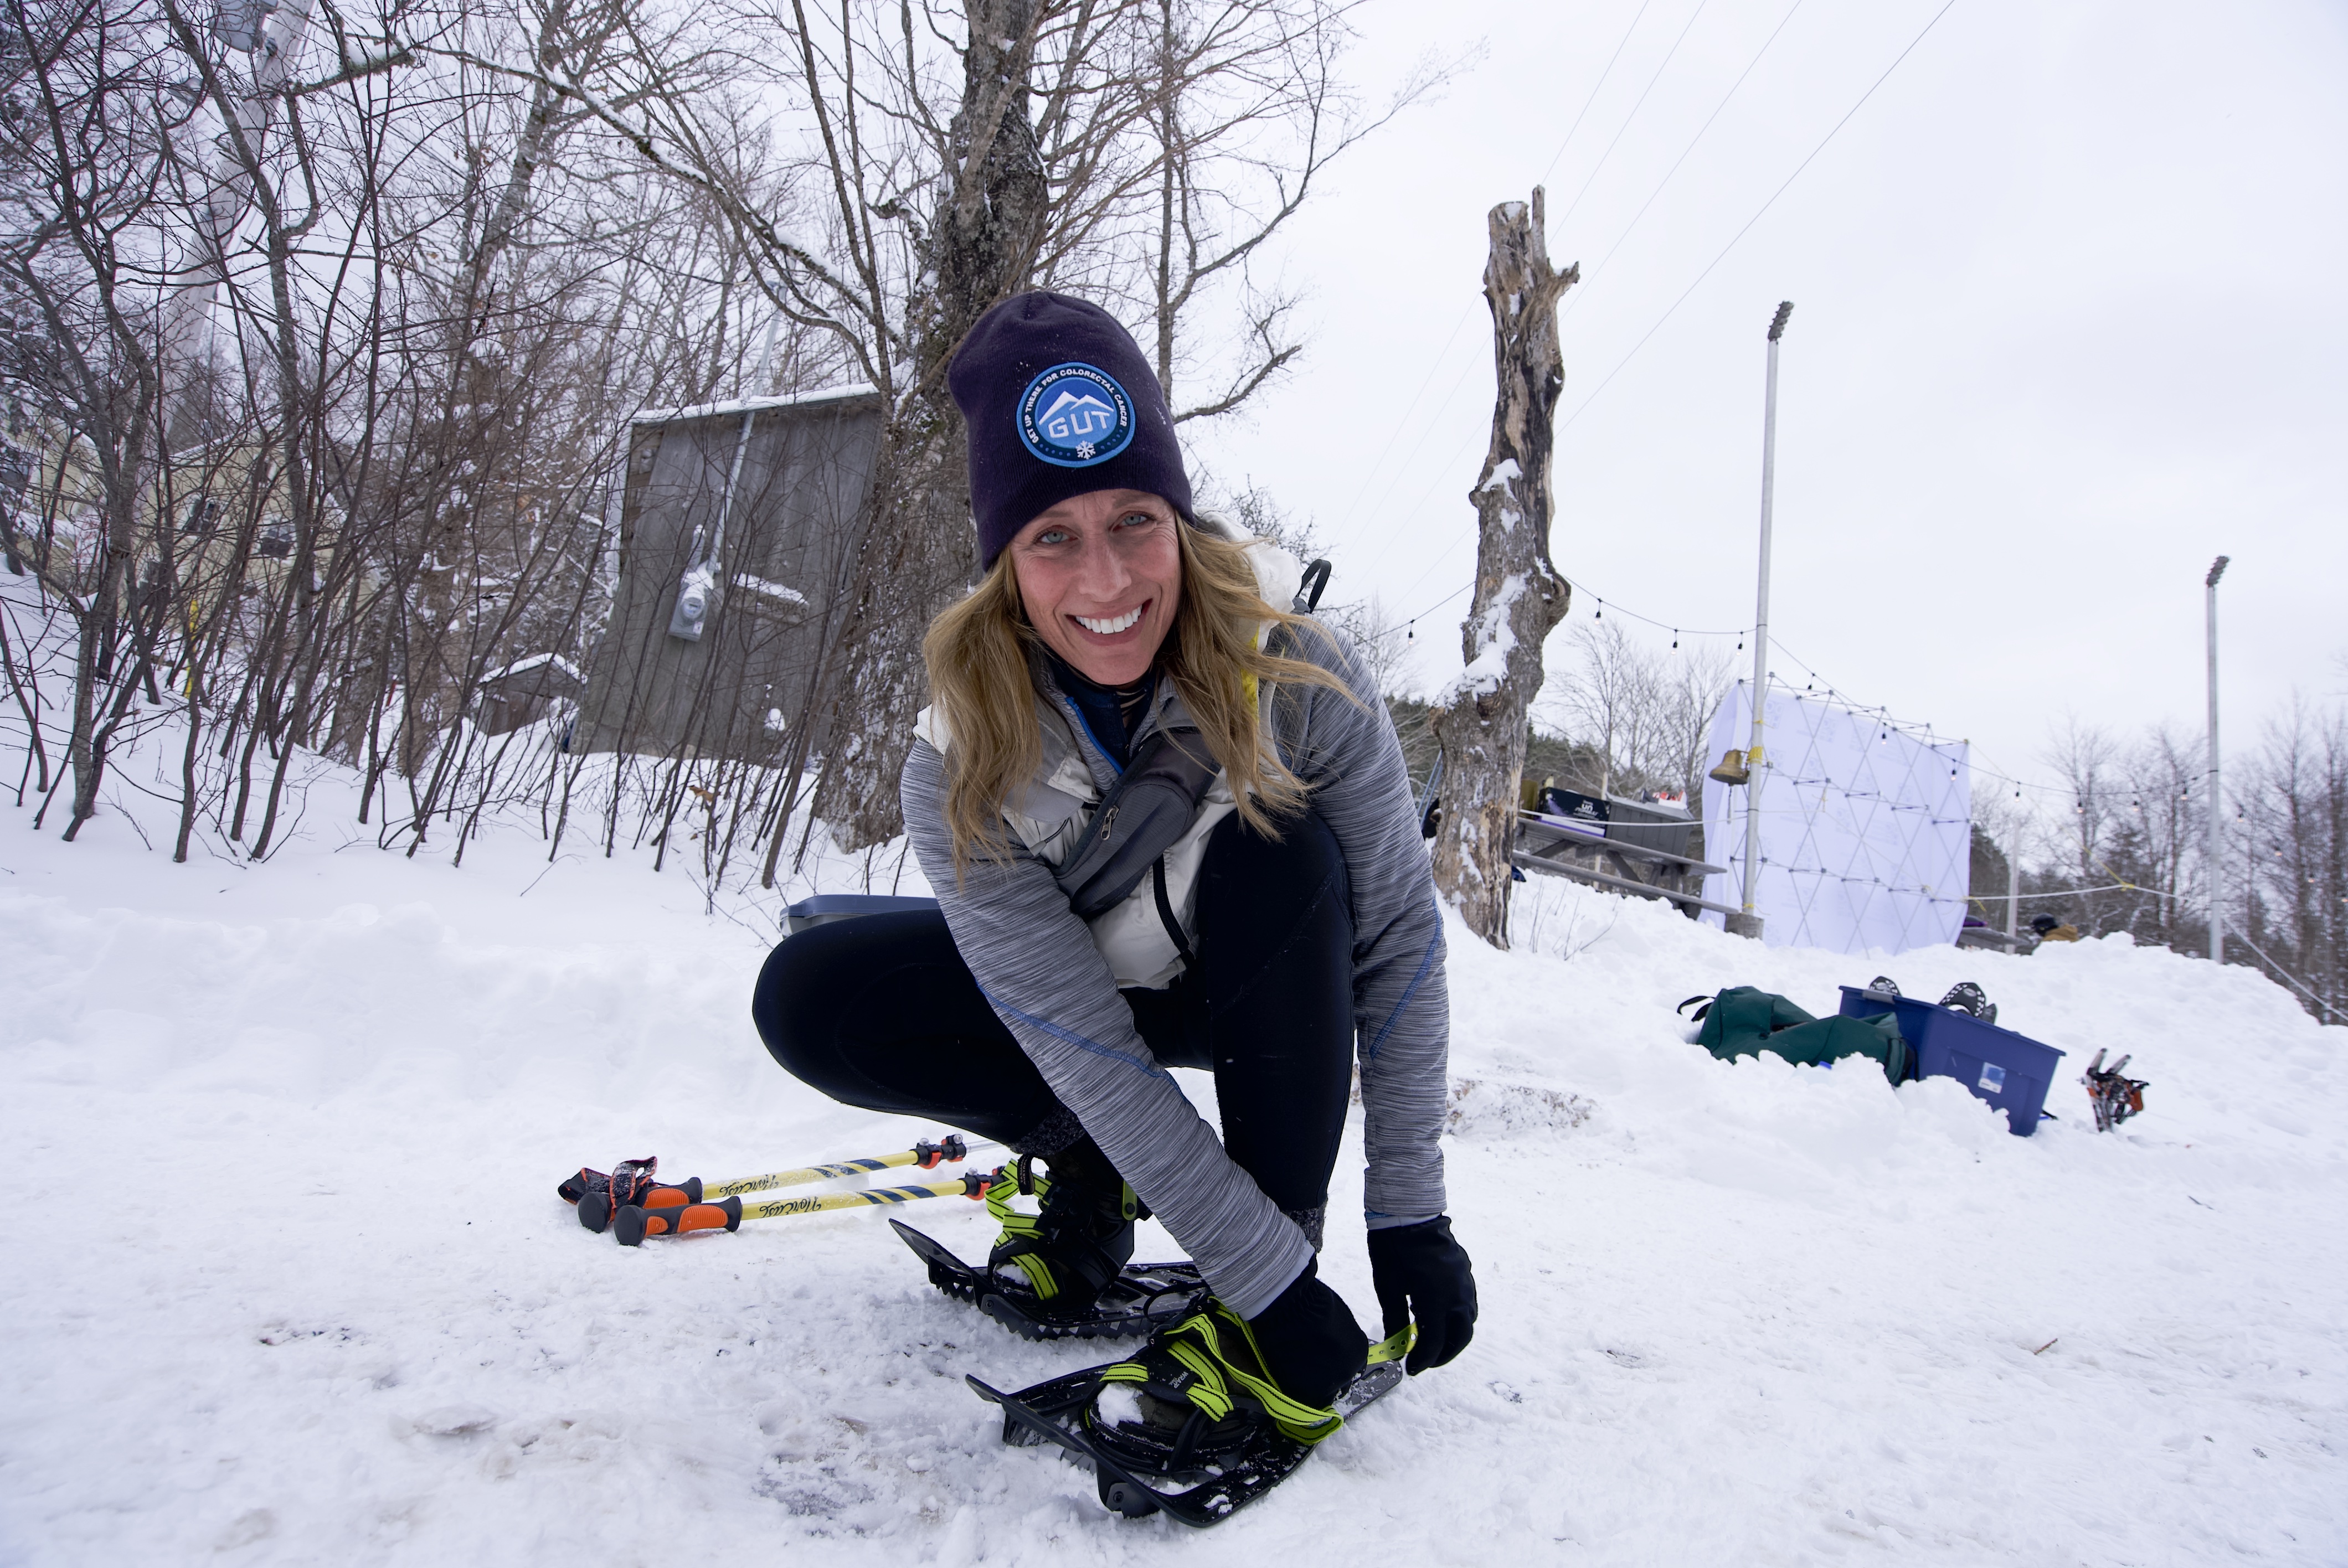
[1017,363,1135,468]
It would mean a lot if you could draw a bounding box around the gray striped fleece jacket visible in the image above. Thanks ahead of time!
[899,613,1450,1319]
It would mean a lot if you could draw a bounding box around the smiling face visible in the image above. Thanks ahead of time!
[1007,489,1183,688]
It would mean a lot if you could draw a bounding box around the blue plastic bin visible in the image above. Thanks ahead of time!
[1837,987,2066,1136]
[782,893,940,936]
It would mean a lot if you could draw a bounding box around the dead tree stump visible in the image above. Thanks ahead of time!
[1429,190,1578,947]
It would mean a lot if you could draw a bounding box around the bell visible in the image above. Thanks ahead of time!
[1708,749,1750,786]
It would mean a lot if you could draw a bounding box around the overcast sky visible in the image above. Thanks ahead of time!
[1182,0,2348,803]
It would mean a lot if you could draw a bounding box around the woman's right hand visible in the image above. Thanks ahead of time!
[1368,1215,1477,1374]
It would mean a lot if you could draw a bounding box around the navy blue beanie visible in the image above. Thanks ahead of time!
[949,291,1193,569]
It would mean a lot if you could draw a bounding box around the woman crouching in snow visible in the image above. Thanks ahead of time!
[752,291,1474,1454]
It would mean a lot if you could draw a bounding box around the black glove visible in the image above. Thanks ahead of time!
[1244,1260,1369,1409]
[1368,1215,1476,1374]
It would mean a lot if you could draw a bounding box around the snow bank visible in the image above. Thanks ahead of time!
[2,795,2342,1564]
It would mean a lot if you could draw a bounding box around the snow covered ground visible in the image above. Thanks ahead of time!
[4,746,2344,1565]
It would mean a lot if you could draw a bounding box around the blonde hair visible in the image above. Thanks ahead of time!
[922,522,1351,870]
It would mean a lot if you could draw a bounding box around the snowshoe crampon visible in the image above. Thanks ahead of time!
[890,1220,1206,1341]
[966,1320,1413,1528]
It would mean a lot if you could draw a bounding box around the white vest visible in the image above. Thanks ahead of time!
[915,530,1300,990]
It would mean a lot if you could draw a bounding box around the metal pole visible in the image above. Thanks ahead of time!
[2005,814,2021,942]
[1730,301,1794,940]
[706,316,780,572]
[670,317,780,641]
[2206,555,2229,963]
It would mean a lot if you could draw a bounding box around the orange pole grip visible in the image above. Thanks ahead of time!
[576,1180,701,1235]
[614,1195,742,1246]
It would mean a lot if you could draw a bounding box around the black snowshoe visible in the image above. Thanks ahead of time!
[1938,981,1997,1024]
[967,1306,1412,1527]
[893,1143,1205,1341]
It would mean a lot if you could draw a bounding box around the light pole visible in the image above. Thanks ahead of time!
[2005,813,2022,943]
[2206,555,2229,962]
[1729,301,1794,940]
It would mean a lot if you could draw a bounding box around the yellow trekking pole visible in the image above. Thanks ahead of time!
[613,1165,1008,1246]
[560,1136,996,1234]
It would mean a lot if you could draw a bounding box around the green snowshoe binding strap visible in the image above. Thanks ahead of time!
[985,1159,1137,1307]
[1089,1306,1414,1470]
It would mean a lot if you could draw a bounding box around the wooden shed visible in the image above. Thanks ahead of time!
[473,653,585,735]
[571,385,885,762]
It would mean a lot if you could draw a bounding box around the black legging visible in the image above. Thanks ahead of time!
[752,807,1354,1217]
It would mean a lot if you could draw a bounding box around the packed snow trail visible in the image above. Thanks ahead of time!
[3,793,2343,1565]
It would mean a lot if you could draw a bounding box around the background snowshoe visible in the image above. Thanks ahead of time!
[982,1145,1137,1311]
[893,1148,1204,1339]
[1939,981,1997,1023]
[892,1220,1207,1340]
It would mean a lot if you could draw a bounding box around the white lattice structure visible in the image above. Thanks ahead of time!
[1699,683,1971,955]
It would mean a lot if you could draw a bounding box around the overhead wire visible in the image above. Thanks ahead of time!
[1338,0,1661,558]
[1359,1,1722,572]
[1381,560,2086,807]
[1550,0,1715,235]
[1557,0,1808,322]
[1555,0,1964,434]
[1366,0,1950,611]
[1537,0,1662,182]
[1764,633,2253,819]
[2227,931,2348,1023]
[1349,3,2001,832]
[1760,631,2089,803]
[1567,573,1744,639]
[1367,579,1475,644]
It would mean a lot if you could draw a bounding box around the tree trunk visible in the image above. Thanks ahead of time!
[808,0,1048,849]
[60,521,130,840]
[1429,190,1578,947]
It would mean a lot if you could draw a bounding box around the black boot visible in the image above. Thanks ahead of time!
[1084,1263,1366,1477]
[987,1138,1138,1321]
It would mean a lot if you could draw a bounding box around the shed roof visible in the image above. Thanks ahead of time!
[629,383,880,429]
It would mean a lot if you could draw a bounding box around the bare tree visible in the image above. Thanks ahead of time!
[464,0,1438,850]
[2030,718,2200,944]
[2010,699,2346,1022]
[2042,719,2120,894]
[0,0,196,839]
[0,0,1429,900]
[1536,619,1729,807]
[1331,592,1412,699]
[2234,698,2346,1020]
[1428,189,1575,948]
[1543,621,1651,800]
[3,0,789,867]
[800,0,1057,850]
[1093,0,1445,425]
